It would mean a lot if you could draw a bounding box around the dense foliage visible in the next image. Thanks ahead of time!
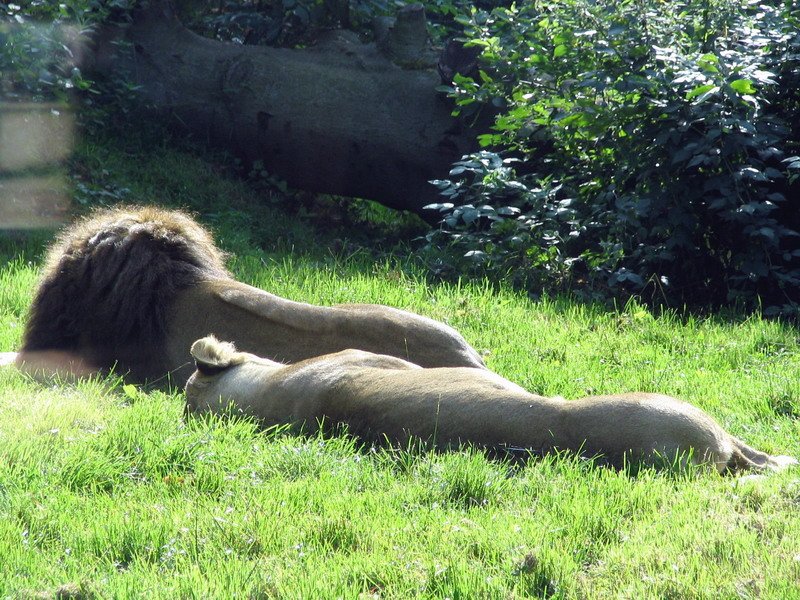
[0,0,143,135]
[180,0,390,46]
[178,0,505,46]
[4,0,799,313]
[427,0,800,314]
[0,2,94,103]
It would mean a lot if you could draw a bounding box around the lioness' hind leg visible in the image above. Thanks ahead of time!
[727,438,798,473]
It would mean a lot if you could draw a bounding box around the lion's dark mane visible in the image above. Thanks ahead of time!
[21,206,229,369]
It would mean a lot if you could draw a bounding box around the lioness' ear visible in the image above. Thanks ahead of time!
[190,336,245,375]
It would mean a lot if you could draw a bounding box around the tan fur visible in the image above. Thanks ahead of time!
[15,206,484,386]
[186,336,797,474]
[190,337,243,371]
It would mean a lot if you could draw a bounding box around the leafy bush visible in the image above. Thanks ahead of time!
[180,0,513,47]
[426,0,800,314]
[424,152,576,289]
[0,2,99,103]
[1,1,147,136]
[182,0,394,46]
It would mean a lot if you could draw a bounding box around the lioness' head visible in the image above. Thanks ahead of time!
[190,335,246,375]
[185,336,253,415]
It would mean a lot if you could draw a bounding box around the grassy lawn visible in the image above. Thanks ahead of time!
[1,135,799,598]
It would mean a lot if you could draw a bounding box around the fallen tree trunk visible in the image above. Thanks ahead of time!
[89,1,480,214]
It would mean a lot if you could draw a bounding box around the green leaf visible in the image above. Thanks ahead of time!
[686,84,718,101]
[729,79,756,94]
[553,44,568,58]
[477,134,502,147]
[697,53,719,72]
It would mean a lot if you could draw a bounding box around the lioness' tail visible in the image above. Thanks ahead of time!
[727,438,797,473]
[190,336,245,375]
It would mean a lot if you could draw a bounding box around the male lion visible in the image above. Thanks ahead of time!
[185,336,797,474]
[14,206,484,386]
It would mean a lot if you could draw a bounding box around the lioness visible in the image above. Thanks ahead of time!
[185,336,797,474]
[14,206,484,386]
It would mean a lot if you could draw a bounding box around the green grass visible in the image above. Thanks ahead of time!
[1,134,799,598]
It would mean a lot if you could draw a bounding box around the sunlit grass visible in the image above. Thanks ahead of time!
[0,135,798,598]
